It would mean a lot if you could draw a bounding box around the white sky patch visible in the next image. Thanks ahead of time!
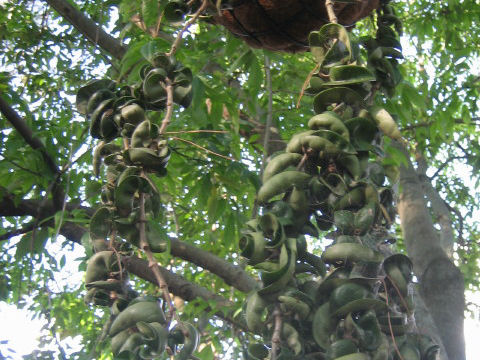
[0,303,45,358]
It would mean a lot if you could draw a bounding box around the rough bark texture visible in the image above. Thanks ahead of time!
[0,191,256,296]
[413,288,448,360]
[170,238,257,293]
[416,153,455,257]
[396,141,465,360]
[124,255,230,305]
[44,0,126,60]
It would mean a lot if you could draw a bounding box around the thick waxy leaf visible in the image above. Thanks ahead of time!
[322,243,383,265]
[89,206,113,240]
[239,231,267,265]
[247,344,269,360]
[263,153,303,183]
[109,299,166,337]
[76,79,115,115]
[164,0,188,23]
[309,24,352,67]
[328,65,376,85]
[313,87,364,114]
[257,171,312,204]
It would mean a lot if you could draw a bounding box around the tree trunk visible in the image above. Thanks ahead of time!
[395,141,465,360]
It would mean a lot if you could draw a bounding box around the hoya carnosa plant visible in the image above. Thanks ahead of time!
[239,3,438,360]
[77,51,199,359]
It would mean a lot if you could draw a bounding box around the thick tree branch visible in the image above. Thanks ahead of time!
[170,238,257,293]
[395,141,465,360]
[124,255,229,305]
[416,152,455,256]
[0,95,59,175]
[0,189,92,220]
[43,0,126,60]
[0,193,257,294]
[124,256,247,331]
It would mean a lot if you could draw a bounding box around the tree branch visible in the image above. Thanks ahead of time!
[124,255,230,306]
[43,0,126,60]
[170,238,257,293]
[0,193,257,294]
[0,95,59,175]
[124,255,248,331]
[416,152,455,256]
[395,141,465,360]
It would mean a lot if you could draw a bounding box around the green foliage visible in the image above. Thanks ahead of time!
[0,0,479,358]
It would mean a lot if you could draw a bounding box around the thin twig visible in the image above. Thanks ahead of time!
[259,54,274,177]
[381,278,405,360]
[166,0,209,57]
[385,274,411,315]
[297,63,320,108]
[379,203,392,226]
[4,158,42,176]
[138,192,179,324]
[164,129,228,135]
[171,136,236,161]
[153,3,164,38]
[252,55,274,219]
[325,0,338,24]
[0,223,37,242]
[428,155,466,180]
[159,78,174,135]
[271,305,283,360]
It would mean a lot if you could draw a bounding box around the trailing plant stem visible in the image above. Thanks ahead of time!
[138,191,177,324]
[166,0,209,57]
[325,0,338,24]
[271,305,283,360]
[159,78,174,135]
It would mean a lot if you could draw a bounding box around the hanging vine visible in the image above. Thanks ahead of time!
[75,0,440,359]
[77,46,200,357]
[239,2,439,360]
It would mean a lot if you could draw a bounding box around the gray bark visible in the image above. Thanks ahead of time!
[416,153,455,257]
[395,141,465,360]
[0,190,257,296]
[43,0,126,60]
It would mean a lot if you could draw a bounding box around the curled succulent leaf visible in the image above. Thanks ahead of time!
[308,111,350,140]
[109,298,167,337]
[169,322,199,360]
[76,79,116,115]
[322,243,384,265]
[257,171,312,204]
[164,0,189,23]
[263,153,303,183]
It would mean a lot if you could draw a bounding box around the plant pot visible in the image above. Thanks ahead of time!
[212,0,380,52]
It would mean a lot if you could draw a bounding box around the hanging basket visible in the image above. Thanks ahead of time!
[211,0,380,52]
